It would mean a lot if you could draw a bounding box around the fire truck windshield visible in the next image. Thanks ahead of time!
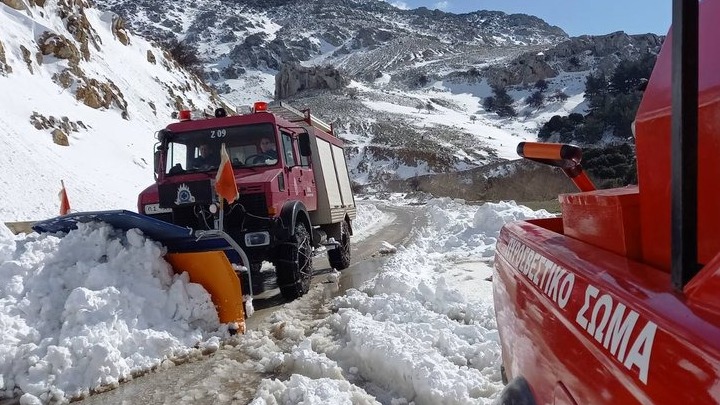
[164,123,278,175]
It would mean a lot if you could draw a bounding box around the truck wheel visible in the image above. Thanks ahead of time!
[328,220,351,270]
[275,222,313,301]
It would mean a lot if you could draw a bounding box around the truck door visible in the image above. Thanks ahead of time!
[280,131,317,210]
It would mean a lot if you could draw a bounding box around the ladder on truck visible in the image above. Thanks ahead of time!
[267,101,334,136]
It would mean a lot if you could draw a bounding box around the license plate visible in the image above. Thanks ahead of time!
[144,203,172,214]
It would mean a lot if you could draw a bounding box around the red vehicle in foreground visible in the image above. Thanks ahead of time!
[493,1,720,403]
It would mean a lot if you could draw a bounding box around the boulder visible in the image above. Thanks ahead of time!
[275,63,348,100]
[1,0,26,10]
[52,129,69,146]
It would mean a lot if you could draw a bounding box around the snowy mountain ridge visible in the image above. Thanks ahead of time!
[0,0,662,221]
[91,0,662,194]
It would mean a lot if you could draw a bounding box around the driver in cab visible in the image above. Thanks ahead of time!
[192,143,216,168]
[247,137,278,165]
[259,137,278,160]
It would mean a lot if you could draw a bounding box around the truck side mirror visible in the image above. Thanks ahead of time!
[154,149,160,176]
[154,144,163,179]
[299,133,312,157]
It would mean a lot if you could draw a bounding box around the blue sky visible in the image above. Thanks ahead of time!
[385,1,672,37]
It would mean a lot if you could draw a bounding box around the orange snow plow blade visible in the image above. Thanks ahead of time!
[166,251,245,332]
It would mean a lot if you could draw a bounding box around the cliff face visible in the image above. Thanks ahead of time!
[0,0,222,145]
[484,32,664,87]
[274,63,348,99]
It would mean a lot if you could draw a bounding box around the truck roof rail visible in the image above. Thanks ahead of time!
[267,101,334,136]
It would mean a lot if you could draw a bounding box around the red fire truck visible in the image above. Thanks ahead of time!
[33,101,356,332]
[137,101,356,301]
[493,1,720,403]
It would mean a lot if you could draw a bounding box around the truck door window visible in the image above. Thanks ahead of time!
[166,142,187,174]
[281,132,297,167]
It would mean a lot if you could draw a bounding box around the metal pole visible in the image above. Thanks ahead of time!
[671,0,699,290]
[195,229,253,297]
[218,199,224,233]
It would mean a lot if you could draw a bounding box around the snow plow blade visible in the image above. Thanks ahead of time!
[32,210,246,331]
[165,251,245,330]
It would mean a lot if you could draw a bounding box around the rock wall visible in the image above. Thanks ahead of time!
[385,159,579,202]
[275,62,348,100]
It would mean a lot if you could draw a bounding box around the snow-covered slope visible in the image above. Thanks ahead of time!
[0,0,223,221]
[88,0,660,192]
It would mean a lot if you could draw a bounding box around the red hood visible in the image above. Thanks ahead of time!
[138,168,282,206]
[235,168,282,184]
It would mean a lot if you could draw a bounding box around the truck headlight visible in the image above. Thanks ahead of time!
[245,232,270,247]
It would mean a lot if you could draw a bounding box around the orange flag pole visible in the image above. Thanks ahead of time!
[214,144,239,232]
[59,180,71,215]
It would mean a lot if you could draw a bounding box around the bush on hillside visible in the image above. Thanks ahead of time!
[535,79,548,91]
[163,39,204,76]
[582,143,637,188]
[537,54,657,144]
[484,85,516,117]
[526,90,545,108]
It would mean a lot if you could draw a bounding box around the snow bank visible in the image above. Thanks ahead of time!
[0,222,223,403]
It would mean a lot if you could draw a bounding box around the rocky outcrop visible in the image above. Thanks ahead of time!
[0,40,11,75]
[485,52,558,87]
[56,1,102,61]
[38,32,81,66]
[275,63,348,100]
[146,50,156,64]
[75,78,129,118]
[1,0,26,10]
[20,45,33,73]
[110,13,130,45]
[30,112,89,146]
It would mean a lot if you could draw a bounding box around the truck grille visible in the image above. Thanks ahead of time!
[236,193,267,217]
[175,206,210,229]
[146,193,268,231]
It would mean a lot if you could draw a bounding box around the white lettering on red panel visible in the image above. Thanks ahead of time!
[502,237,657,385]
[505,237,575,308]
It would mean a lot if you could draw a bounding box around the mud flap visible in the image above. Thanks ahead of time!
[166,251,246,334]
